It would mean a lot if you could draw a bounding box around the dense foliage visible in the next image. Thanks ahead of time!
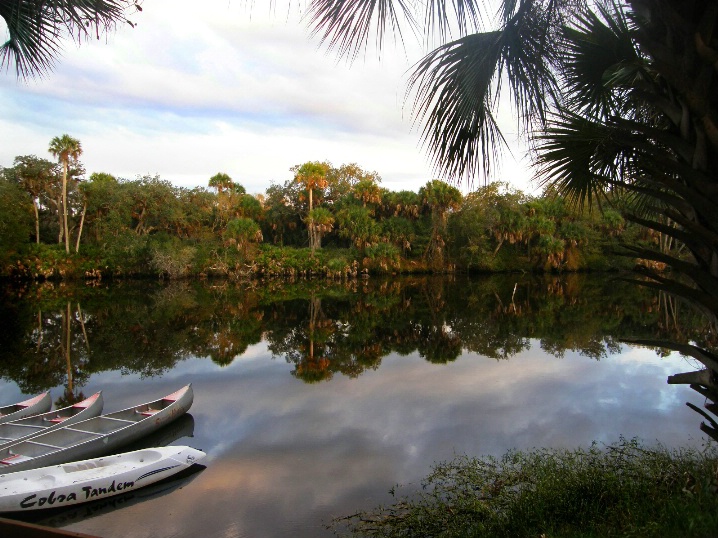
[0,153,663,280]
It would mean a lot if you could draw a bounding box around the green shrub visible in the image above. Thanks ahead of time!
[366,242,400,261]
[148,236,196,279]
[332,438,718,538]
[102,231,151,275]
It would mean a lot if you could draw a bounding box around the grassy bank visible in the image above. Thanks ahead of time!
[330,438,718,538]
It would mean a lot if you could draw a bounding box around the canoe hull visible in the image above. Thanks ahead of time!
[0,446,205,512]
[0,385,193,474]
[0,393,52,424]
[0,392,104,452]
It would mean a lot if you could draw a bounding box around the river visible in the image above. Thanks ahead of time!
[0,274,710,537]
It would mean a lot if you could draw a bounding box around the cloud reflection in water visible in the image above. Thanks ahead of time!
[50,341,705,538]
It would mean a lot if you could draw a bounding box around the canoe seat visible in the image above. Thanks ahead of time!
[0,453,32,465]
[44,416,67,423]
[138,408,159,416]
[0,454,18,465]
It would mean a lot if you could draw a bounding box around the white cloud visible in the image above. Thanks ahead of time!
[0,1,537,195]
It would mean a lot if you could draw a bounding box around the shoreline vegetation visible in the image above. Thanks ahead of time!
[2,241,635,283]
[329,438,718,538]
[1,159,665,282]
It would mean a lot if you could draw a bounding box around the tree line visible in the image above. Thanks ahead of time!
[0,139,664,280]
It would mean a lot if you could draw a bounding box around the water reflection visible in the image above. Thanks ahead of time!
[0,275,715,537]
[2,274,714,450]
[1,275,713,392]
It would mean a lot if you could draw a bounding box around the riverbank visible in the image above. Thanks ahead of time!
[330,438,718,538]
[2,241,633,282]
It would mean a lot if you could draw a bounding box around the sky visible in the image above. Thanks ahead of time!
[0,1,537,196]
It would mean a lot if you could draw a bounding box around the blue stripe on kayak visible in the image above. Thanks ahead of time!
[136,465,179,482]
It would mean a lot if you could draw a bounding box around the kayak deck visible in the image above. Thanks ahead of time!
[1,450,165,495]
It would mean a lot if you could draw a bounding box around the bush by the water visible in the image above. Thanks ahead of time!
[331,437,718,538]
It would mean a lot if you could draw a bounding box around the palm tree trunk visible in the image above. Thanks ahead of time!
[75,202,86,253]
[77,303,90,351]
[492,238,505,258]
[33,199,40,244]
[62,162,70,254]
[36,311,42,351]
[57,195,63,245]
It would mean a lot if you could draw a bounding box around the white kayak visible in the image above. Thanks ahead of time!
[0,445,206,512]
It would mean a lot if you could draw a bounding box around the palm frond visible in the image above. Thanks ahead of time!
[0,0,137,79]
[409,2,562,182]
[424,0,483,39]
[533,110,631,208]
[498,1,562,125]
[306,0,417,60]
[562,2,641,119]
[307,0,488,59]
[408,31,505,182]
[1,0,62,77]
[618,245,718,315]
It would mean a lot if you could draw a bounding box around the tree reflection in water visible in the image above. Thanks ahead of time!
[0,275,714,395]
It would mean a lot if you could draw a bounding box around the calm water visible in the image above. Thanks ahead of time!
[0,275,711,537]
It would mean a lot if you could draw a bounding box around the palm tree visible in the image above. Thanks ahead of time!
[294,161,330,247]
[0,0,140,79]
[305,207,335,251]
[535,3,718,320]
[337,205,380,252]
[420,179,463,265]
[49,134,82,254]
[9,155,57,244]
[225,217,263,257]
[293,161,330,212]
[209,172,235,227]
[208,172,234,194]
[352,178,383,208]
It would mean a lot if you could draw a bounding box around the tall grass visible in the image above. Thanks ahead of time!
[331,437,718,537]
